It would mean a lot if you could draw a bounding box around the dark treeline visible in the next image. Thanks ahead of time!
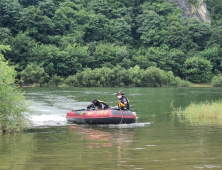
[1,0,222,86]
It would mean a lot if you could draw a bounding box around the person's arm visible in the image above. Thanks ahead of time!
[87,103,94,110]
[118,100,126,109]
[98,103,103,110]
[101,103,105,110]
[122,97,127,105]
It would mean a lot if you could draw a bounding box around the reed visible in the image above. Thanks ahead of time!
[173,100,222,122]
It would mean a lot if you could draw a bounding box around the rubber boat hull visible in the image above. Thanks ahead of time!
[66,109,136,124]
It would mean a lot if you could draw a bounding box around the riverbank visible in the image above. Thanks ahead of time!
[21,83,213,88]
[192,83,212,87]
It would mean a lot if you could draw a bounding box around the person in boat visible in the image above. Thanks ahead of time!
[116,91,130,110]
[87,98,110,110]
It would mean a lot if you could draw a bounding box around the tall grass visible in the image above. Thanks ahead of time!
[173,100,222,123]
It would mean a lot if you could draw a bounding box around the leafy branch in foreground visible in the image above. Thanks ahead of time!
[0,45,29,134]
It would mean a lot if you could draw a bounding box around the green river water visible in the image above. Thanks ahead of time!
[1,87,222,170]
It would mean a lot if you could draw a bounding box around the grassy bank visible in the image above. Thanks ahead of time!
[192,83,212,87]
[173,100,222,123]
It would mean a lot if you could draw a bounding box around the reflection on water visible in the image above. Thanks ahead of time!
[0,133,36,170]
[1,121,222,170]
[68,125,135,149]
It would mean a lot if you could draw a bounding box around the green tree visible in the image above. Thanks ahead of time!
[115,47,129,63]
[128,65,142,86]
[52,6,72,35]
[112,18,132,44]
[212,74,222,87]
[18,0,39,7]
[52,1,81,35]
[29,44,59,75]
[204,0,222,25]
[18,6,54,42]
[48,74,63,87]
[132,55,157,69]
[187,19,212,50]
[198,46,222,73]
[59,32,85,47]
[0,45,29,133]
[0,0,22,34]
[116,48,132,69]
[157,22,198,51]
[52,48,81,76]
[39,0,56,18]
[207,26,222,48]
[84,13,109,42]
[20,64,49,87]
[0,28,12,43]
[63,43,89,69]
[151,2,173,15]
[120,58,132,69]
[88,0,112,18]
[29,44,83,76]
[141,66,167,87]
[136,10,165,46]
[4,33,37,71]
[140,1,174,16]
[183,57,213,83]
[1,0,221,85]
[133,45,185,77]
[92,43,119,68]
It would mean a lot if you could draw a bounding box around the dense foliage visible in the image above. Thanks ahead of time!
[20,64,190,87]
[0,45,29,134]
[65,66,190,87]
[211,74,222,87]
[182,57,213,83]
[1,0,222,84]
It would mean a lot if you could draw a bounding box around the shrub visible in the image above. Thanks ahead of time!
[65,75,78,87]
[128,65,142,87]
[141,67,167,87]
[179,80,192,87]
[48,74,64,87]
[64,65,188,87]
[0,45,29,134]
[183,57,213,83]
[165,71,181,87]
[20,64,49,87]
[212,74,222,87]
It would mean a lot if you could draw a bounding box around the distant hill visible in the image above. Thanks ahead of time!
[1,0,222,84]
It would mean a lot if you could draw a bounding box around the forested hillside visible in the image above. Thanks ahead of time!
[1,0,222,86]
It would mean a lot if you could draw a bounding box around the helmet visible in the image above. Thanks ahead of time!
[92,98,98,103]
[116,91,124,96]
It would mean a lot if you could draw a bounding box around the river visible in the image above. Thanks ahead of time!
[1,87,222,170]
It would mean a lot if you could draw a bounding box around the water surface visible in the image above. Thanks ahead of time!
[1,87,222,170]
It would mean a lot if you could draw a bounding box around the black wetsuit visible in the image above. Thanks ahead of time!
[87,100,110,110]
